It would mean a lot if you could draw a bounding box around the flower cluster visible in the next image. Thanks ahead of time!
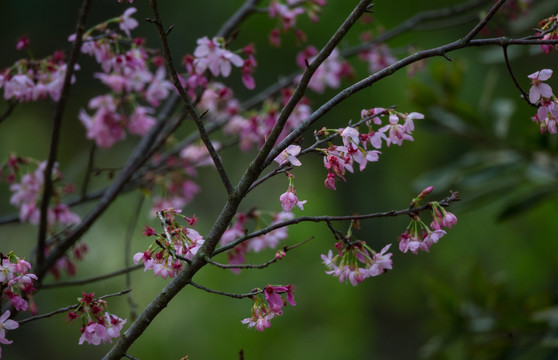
[224,89,311,151]
[296,46,352,93]
[67,292,126,346]
[241,285,296,331]
[321,239,392,286]
[536,14,558,54]
[398,188,457,254]
[317,107,422,190]
[1,155,80,227]
[220,211,294,272]
[73,7,172,148]
[0,311,19,358]
[134,209,204,279]
[0,38,76,103]
[268,0,326,46]
[359,41,397,74]
[0,252,37,312]
[528,69,558,134]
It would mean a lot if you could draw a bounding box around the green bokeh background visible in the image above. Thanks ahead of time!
[1,1,558,359]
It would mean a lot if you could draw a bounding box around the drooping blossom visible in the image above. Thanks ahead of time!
[321,241,393,286]
[279,185,306,212]
[69,293,126,346]
[242,284,296,331]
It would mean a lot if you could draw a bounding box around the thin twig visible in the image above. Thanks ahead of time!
[18,289,132,325]
[39,265,143,289]
[463,0,507,43]
[81,143,97,200]
[502,46,535,107]
[125,196,144,321]
[205,237,311,270]
[214,192,460,255]
[0,100,17,125]
[149,0,234,195]
[188,281,262,299]
[217,0,262,38]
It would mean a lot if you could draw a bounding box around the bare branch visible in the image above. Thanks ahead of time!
[39,266,143,289]
[189,281,262,299]
[205,237,311,269]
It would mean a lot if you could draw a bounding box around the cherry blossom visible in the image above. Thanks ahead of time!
[296,47,351,93]
[528,69,553,103]
[193,37,244,78]
[0,310,19,357]
[119,7,138,37]
[242,284,295,331]
[279,186,307,212]
[359,43,397,74]
[321,240,393,286]
[274,145,302,167]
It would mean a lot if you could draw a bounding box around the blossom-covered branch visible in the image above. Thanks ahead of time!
[214,191,460,256]
[17,289,131,325]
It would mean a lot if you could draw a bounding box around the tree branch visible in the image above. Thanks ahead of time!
[39,265,142,289]
[148,0,234,196]
[206,237,311,269]
[214,192,460,256]
[189,281,262,299]
[17,289,131,325]
[216,0,262,38]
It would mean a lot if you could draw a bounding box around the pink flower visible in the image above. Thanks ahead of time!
[193,37,243,77]
[378,113,415,146]
[528,69,553,103]
[145,67,173,106]
[359,43,396,74]
[421,229,446,252]
[119,7,138,37]
[104,313,127,339]
[279,186,306,212]
[322,241,392,285]
[128,106,156,136]
[79,322,108,345]
[269,2,305,30]
[0,311,19,340]
[296,47,350,93]
[274,145,302,166]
